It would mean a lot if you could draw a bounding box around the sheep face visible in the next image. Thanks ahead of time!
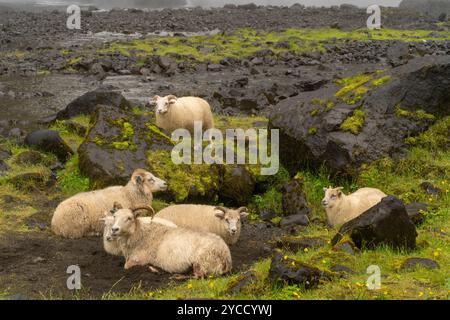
[111,209,137,237]
[102,215,116,242]
[151,95,177,115]
[214,207,249,236]
[131,169,168,194]
[322,187,344,209]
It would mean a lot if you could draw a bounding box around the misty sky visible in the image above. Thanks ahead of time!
[190,1,403,7]
[0,0,404,8]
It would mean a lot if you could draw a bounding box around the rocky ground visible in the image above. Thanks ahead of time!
[0,5,449,300]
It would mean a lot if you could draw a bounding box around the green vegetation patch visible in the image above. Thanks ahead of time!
[56,154,90,196]
[395,104,435,121]
[340,108,365,135]
[147,150,221,202]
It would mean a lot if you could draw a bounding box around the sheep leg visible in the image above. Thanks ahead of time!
[193,264,206,279]
[169,274,191,281]
[148,265,160,274]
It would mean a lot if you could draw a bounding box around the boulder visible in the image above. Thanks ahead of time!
[281,177,310,216]
[77,105,249,203]
[55,88,132,120]
[220,165,255,206]
[24,130,73,162]
[268,251,332,289]
[405,202,430,225]
[269,56,450,176]
[331,196,417,250]
[78,105,173,188]
[13,150,45,166]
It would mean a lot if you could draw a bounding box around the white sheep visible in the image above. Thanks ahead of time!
[322,186,387,226]
[150,95,214,134]
[111,206,232,278]
[101,203,177,257]
[155,205,249,245]
[51,169,167,239]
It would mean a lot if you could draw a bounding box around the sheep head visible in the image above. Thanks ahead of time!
[110,208,138,237]
[214,206,249,236]
[151,95,178,114]
[322,187,344,209]
[131,169,168,195]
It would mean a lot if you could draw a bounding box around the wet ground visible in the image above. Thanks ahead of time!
[0,222,283,299]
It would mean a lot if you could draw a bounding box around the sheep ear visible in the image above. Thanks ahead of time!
[150,95,160,104]
[135,175,144,185]
[111,202,122,213]
[240,211,249,218]
[167,95,178,104]
[323,187,328,192]
[214,207,225,219]
[237,207,249,218]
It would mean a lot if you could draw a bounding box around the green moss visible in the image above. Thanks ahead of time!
[308,127,317,135]
[56,154,90,196]
[111,141,136,151]
[252,188,283,216]
[110,118,137,150]
[146,150,220,202]
[310,109,320,117]
[340,108,365,134]
[335,74,372,97]
[77,28,450,75]
[404,116,450,151]
[371,75,391,87]
[395,105,435,121]
[37,70,50,76]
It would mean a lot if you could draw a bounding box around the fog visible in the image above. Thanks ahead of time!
[189,1,403,8]
[0,0,404,9]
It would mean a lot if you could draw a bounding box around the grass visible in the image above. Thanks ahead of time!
[0,111,449,300]
[104,116,450,300]
[96,28,450,64]
[56,154,90,197]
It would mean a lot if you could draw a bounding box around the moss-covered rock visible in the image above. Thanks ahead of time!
[269,56,450,176]
[78,105,174,188]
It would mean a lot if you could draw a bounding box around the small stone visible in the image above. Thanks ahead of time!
[280,214,309,227]
[400,258,439,271]
[420,182,442,196]
[276,236,326,252]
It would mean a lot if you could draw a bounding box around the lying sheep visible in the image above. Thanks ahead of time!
[150,95,214,134]
[102,203,177,257]
[155,205,249,245]
[111,206,232,278]
[51,169,167,239]
[322,186,387,226]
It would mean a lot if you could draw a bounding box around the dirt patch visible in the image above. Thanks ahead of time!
[0,222,283,299]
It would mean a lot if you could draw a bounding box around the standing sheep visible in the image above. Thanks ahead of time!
[322,186,387,226]
[51,169,167,239]
[155,205,249,245]
[111,206,232,278]
[150,95,214,134]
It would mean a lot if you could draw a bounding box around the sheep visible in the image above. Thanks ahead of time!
[155,205,249,245]
[150,95,214,135]
[322,186,387,226]
[110,206,232,278]
[51,169,167,239]
[101,202,177,257]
